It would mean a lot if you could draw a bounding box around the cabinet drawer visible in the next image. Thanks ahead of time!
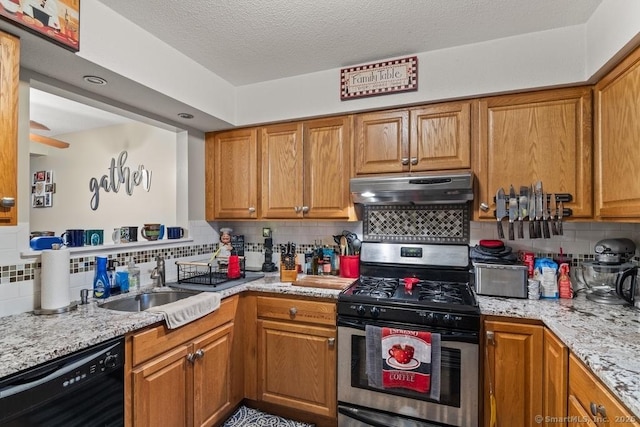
[256,296,336,326]
[568,354,640,426]
[131,295,238,366]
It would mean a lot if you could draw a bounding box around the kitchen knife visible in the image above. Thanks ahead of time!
[558,200,564,235]
[508,185,518,240]
[496,188,506,239]
[528,185,536,238]
[534,181,543,239]
[550,194,559,235]
[542,190,551,239]
[518,186,528,239]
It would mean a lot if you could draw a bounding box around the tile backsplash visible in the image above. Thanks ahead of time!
[2,219,640,317]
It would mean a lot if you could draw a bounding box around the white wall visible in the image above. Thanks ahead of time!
[76,1,640,127]
[30,122,177,239]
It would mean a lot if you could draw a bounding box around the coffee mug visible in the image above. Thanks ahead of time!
[112,228,122,244]
[167,226,184,239]
[141,223,161,241]
[85,229,104,246]
[120,226,138,243]
[61,229,85,247]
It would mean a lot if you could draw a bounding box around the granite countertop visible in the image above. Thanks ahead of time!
[1,275,638,418]
[479,294,640,419]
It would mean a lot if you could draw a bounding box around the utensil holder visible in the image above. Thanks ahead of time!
[339,255,360,278]
[280,264,298,282]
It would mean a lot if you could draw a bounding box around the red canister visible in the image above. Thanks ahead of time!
[521,251,535,278]
[227,255,241,279]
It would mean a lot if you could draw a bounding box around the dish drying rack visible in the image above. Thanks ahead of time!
[176,257,245,286]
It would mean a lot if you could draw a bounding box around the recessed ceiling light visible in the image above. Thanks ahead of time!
[178,113,194,119]
[83,75,108,85]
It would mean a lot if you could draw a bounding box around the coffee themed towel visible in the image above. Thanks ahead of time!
[366,325,441,398]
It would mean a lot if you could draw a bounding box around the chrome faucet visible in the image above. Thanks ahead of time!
[151,256,166,287]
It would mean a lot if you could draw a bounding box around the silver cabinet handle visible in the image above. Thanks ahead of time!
[187,349,205,363]
[248,207,256,213]
[410,157,418,165]
[1,197,15,208]
[328,338,335,348]
[301,206,309,213]
[289,307,297,317]
[590,402,597,416]
[486,331,495,345]
[401,157,409,165]
[294,206,301,213]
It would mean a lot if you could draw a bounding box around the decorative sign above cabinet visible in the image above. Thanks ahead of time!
[89,151,152,211]
[340,56,418,100]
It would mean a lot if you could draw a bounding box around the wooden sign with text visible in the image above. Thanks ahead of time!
[340,56,418,100]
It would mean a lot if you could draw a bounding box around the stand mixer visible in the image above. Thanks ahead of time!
[576,238,638,305]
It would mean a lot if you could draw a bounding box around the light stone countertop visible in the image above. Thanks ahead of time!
[1,275,638,418]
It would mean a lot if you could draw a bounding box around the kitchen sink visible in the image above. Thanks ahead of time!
[98,290,200,312]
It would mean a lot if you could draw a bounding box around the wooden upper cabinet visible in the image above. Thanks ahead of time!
[409,101,472,172]
[261,117,351,219]
[475,87,593,220]
[595,45,640,219]
[0,31,19,226]
[206,128,259,220]
[354,109,408,174]
[302,116,351,219]
[261,123,304,218]
[354,101,471,175]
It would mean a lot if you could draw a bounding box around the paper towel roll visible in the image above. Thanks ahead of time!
[41,248,71,310]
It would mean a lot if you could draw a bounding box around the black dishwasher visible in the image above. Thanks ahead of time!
[0,336,124,427]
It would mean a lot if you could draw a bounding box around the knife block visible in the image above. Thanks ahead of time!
[280,264,298,282]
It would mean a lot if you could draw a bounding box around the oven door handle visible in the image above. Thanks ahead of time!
[339,405,437,427]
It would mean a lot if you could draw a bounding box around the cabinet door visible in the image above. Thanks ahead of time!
[409,101,472,171]
[0,31,19,226]
[544,329,568,426]
[261,123,304,218]
[303,116,351,219]
[206,128,259,219]
[354,109,409,174]
[132,344,192,427]
[484,320,544,427]
[257,319,336,418]
[595,45,640,219]
[475,87,592,220]
[193,323,234,427]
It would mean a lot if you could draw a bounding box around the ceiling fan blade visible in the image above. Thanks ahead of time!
[29,120,51,131]
[30,133,70,149]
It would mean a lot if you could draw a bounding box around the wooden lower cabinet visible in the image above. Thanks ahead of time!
[568,354,640,427]
[483,318,544,427]
[544,328,568,426]
[252,295,337,422]
[126,296,241,427]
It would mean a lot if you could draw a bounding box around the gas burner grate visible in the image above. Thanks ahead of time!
[418,282,465,304]
[353,277,398,298]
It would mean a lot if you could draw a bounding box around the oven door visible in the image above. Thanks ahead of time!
[337,319,478,427]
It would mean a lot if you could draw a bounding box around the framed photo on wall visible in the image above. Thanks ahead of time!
[0,0,80,51]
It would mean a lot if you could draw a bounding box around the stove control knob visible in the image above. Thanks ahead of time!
[425,312,436,323]
[356,305,366,316]
[442,314,454,326]
[370,306,380,318]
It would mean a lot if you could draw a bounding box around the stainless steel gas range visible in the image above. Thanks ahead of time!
[338,172,479,427]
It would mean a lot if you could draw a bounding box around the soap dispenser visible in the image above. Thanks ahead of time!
[93,256,110,299]
[127,258,141,292]
[107,259,120,295]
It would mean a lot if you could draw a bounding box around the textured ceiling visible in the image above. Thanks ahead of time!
[100,0,602,85]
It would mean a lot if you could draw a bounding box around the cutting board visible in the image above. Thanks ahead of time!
[292,275,356,290]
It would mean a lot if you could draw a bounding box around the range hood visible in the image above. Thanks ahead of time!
[350,172,474,205]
